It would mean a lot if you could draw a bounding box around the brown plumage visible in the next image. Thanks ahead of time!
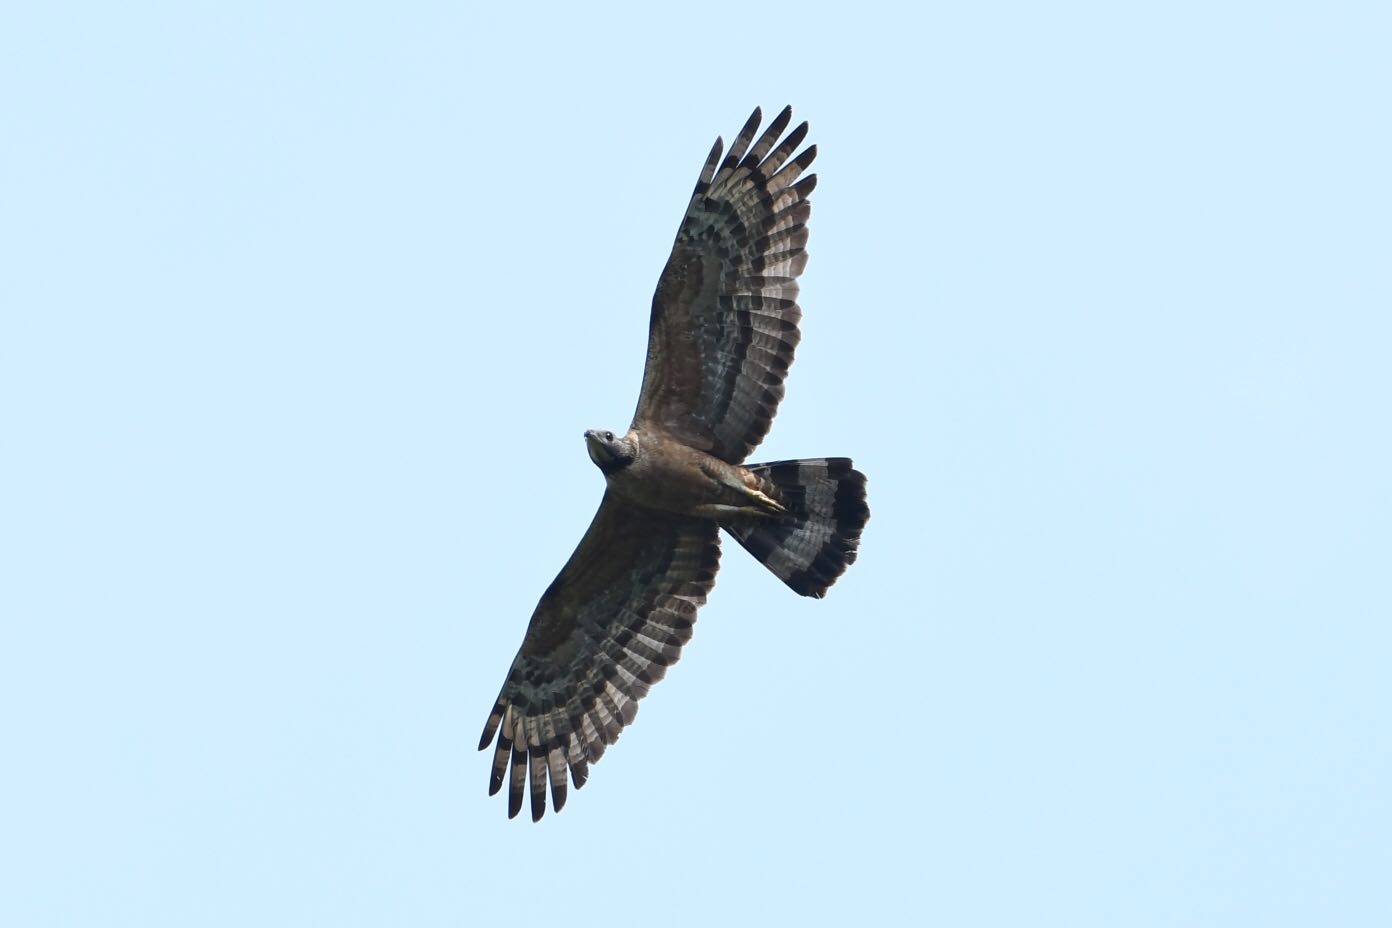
[479,108,869,820]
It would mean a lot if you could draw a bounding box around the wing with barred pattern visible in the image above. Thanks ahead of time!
[633,106,816,464]
[478,492,720,821]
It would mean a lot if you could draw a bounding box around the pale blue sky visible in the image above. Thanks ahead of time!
[3,2,1389,925]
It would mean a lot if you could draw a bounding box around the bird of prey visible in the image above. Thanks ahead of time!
[479,107,869,820]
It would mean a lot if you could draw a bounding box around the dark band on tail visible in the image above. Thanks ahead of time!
[724,457,868,597]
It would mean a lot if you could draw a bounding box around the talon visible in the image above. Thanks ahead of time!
[747,488,787,514]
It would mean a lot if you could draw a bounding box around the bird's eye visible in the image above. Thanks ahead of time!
[604,431,614,441]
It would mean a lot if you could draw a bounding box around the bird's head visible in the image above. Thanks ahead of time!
[584,428,636,474]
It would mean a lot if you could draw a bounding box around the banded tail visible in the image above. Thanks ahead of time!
[724,458,869,598]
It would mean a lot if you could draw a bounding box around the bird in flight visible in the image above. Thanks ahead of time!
[479,107,869,820]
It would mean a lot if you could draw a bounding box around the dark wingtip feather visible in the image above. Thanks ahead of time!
[745,106,794,168]
[478,699,504,751]
[488,725,511,796]
[759,122,811,177]
[721,107,765,171]
[770,143,816,190]
[507,741,526,819]
[694,136,724,197]
[528,743,548,822]
[785,121,810,154]
[550,773,568,814]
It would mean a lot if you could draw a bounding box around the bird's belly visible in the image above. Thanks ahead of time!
[605,457,716,515]
[605,442,776,519]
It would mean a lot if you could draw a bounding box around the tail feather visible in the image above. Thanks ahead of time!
[724,458,869,597]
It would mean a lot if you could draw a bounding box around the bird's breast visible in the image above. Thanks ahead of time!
[604,435,747,518]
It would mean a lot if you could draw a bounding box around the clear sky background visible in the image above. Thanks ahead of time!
[3,2,1388,925]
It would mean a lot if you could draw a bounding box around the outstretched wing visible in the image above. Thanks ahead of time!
[632,106,816,464]
[478,493,721,821]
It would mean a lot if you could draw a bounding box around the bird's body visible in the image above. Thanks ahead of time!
[589,427,787,519]
[480,107,870,820]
